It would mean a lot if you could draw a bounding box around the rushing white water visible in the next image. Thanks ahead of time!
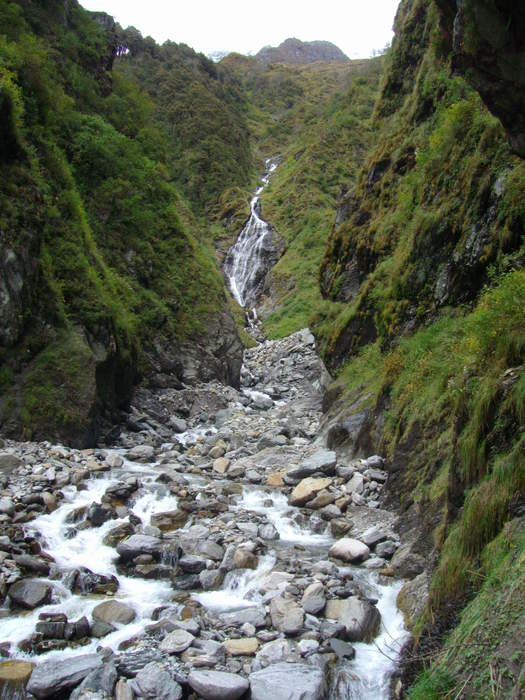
[237,488,332,545]
[0,470,174,660]
[344,574,410,699]
[0,334,408,697]
[224,158,277,308]
[193,553,276,612]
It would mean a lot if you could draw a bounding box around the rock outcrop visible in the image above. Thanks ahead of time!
[256,38,348,65]
[435,0,525,158]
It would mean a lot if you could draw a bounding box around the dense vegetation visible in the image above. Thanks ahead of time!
[0,0,523,695]
[0,0,245,444]
[286,0,524,696]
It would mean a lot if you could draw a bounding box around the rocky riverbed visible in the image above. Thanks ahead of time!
[0,329,410,699]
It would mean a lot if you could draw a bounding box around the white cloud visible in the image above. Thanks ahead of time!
[79,0,399,58]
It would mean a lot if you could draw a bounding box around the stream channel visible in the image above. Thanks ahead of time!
[0,161,409,699]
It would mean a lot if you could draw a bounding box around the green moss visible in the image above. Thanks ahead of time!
[19,329,95,441]
[409,520,525,699]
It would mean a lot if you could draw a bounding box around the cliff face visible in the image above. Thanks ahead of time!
[435,0,525,157]
[319,0,523,367]
[0,0,244,447]
[256,38,348,65]
[312,1,524,696]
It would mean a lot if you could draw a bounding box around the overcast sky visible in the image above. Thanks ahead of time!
[79,0,400,58]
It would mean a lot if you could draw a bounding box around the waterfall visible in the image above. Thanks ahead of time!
[224,158,278,309]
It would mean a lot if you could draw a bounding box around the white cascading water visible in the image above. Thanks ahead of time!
[224,158,278,309]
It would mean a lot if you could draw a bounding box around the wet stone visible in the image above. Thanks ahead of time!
[8,579,51,610]
[188,669,249,700]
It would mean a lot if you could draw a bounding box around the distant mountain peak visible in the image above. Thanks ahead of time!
[256,38,348,65]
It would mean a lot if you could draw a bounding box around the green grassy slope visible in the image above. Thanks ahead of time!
[214,54,383,335]
[114,34,252,212]
[308,1,524,696]
[0,0,243,444]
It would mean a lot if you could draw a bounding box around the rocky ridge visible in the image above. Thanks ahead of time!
[256,38,349,65]
[0,328,412,699]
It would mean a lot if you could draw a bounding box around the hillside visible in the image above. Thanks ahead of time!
[0,0,245,446]
[256,38,349,65]
[0,0,523,696]
[308,0,525,696]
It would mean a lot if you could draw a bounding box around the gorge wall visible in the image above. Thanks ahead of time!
[0,0,246,447]
[0,0,523,696]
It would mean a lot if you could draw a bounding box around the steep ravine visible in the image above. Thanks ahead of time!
[0,161,411,700]
[0,329,409,699]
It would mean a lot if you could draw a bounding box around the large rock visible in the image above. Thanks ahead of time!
[329,538,370,563]
[71,568,119,595]
[270,596,304,635]
[170,417,187,434]
[390,544,426,578]
[254,639,296,668]
[0,661,34,698]
[219,607,266,629]
[324,599,347,621]
[159,629,194,654]
[26,655,103,699]
[188,670,249,700]
[127,445,155,463]
[397,571,430,629]
[0,453,23,474]
[150,510,188,531]
[116,534,162,561]
[289,477,332,507]
[250,662,326,700]
[70,662,117,700]
[130,662,182,700]
[286,450,337,480]
[339,597,381,642]
[182,639,226,667]
[92,600,136,625]
[213,457,230,474]
[345,472,364,495]
[8,579,51,609]
[301,581,326,615]
[0,497,14,515]
[224,637,259,656]
[103,522,134,547]
[105,452,124,468]
[233,549,258,570]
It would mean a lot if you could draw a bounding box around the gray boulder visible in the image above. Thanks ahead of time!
[270,596,304,635]
[159,629,194,654]
[170,417,188,433]
[70,662,117,700]
[92,600,135,625]
[219,607,266,629]
[258,523,279,540]
[301,582,326,615]
[339,597,381,642]
[254,639,297,669]
[27,655,103,699]
[9,579,51,609]
[286,450,337,480]
[0,453,23,474]
[250,663,326,700]
[130,662,182,700]
[390,544,426,578]
[126,445,155,463]
[329,538,370,563]
[116,535,162,562]
[188,670,249,700]
[0,497,14,515]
